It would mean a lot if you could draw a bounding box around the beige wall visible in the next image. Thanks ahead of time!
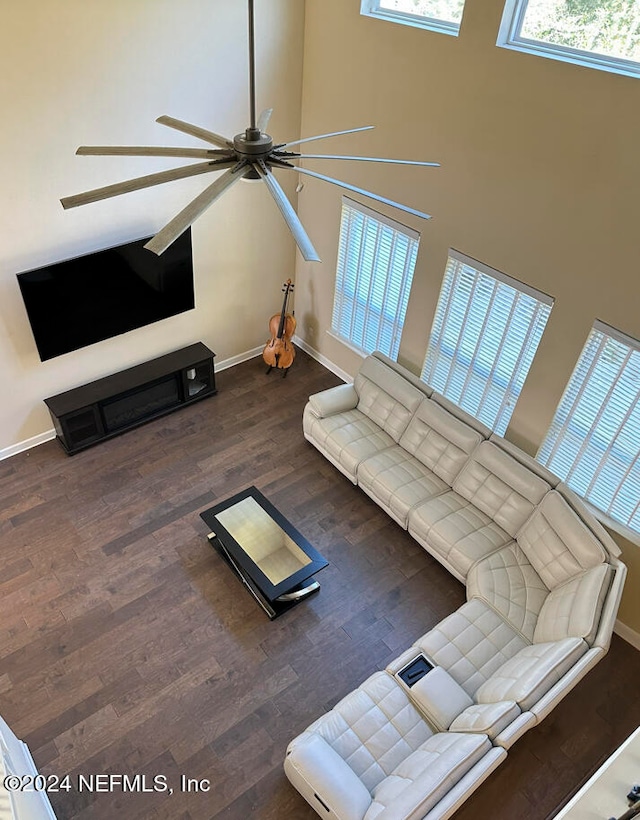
[294,0,640,633]
[0,0,304,452]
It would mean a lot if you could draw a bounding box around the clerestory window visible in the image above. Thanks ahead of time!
[360,0,466,36]
[497,0,640,78]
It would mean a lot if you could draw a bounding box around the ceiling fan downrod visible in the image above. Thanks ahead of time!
[233,0,273,175]
[246,0,259,140]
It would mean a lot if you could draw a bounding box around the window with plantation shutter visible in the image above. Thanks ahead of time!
[537,321,640,534]
[421,250,553,436]
[331,197,419,361]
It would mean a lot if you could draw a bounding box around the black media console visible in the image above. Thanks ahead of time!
[44,342,216,455]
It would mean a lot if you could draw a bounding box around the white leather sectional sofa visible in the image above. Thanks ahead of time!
[284,352,627,820]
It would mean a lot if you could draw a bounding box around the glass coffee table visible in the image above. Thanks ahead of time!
[200,486,328,619]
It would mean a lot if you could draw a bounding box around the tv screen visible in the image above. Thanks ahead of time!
[17,229,195,361]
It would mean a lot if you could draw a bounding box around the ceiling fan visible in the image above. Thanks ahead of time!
[61,0,439,261]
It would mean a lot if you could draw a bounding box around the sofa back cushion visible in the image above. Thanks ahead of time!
[398,399,484,486]
[467,543,549,642]
[533,564,613,644]
[516,491,608,590]
[355,356,426,443]
[452,442,551,537]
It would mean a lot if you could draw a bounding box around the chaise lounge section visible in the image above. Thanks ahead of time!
[286,352,626,820]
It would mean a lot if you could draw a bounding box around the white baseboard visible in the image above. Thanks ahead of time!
[215,346,263,371]
[1,347,265,462]
[614,619,640,652]
[0,429,56,462]
[294,336,353,384]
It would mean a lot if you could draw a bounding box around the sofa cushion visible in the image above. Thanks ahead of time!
[398,398,484,486]
[364,732,491,820]
[408,490,513,580]
[307,408,395,482]
[516,491,608,590]
[467,543,549,641]
[357,446,448,527]
[556,482,621,557]
[533,564,613,644]
[453,441,551,537]
[474,637,588,711]
[308,671,434,793]
[413,599,528,697]
[355,356,426,442]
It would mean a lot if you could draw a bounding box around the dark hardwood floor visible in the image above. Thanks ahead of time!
[1,349,639,820]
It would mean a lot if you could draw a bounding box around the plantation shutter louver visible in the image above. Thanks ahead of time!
[537,320,640,533]
[331,197,419,360]
[421,250,553,435]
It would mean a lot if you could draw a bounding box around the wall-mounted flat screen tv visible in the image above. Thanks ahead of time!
[17,229,195,361]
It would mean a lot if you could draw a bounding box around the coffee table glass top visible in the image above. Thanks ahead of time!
[213,496,312,586]
[200,485,328,605]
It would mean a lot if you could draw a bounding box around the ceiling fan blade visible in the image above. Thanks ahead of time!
[280,126,374,150]
[156,115,234,149]
[76,145,232,159]
[144,165,250,255]
[289,154,440,167]
[284,166,432,221]
[60,159,234,209]
[252,163,320,262]
[257,108,273,132]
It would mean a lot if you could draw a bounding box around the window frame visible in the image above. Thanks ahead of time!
[330,197,420,361]
[537,320,640,537]
[360,0,463,37]
[420,249,553,436]
[497,0,640,79]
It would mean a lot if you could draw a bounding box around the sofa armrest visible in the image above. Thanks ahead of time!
[410,666,474,730]
[284,731,371,820]
[449,701,520,739]
[308,384,359,418]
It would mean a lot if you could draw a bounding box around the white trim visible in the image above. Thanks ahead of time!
[497,0,640,80]
[360,0,461,36]
[294,335,353,384]
[584,500,640,550]
[0,345,266,462]
[0,429,56,462]
[326,329,369,362]
[342,197,421,240]
[449,249,553,305]
[214,346,264,372]
[614,619,640,652]
[593,319,640,352]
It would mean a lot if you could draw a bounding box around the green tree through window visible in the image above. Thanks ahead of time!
[379,0,465,25]
[520,0,640,61]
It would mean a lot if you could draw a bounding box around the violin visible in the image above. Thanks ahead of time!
[263,279,296,376]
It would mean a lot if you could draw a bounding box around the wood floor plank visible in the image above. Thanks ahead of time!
[0,350,638,820]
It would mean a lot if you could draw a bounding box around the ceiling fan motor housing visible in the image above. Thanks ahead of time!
[234,129,274,179]
[234,129,273,156]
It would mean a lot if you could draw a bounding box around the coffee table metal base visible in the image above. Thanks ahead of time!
[207,533,321,619]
